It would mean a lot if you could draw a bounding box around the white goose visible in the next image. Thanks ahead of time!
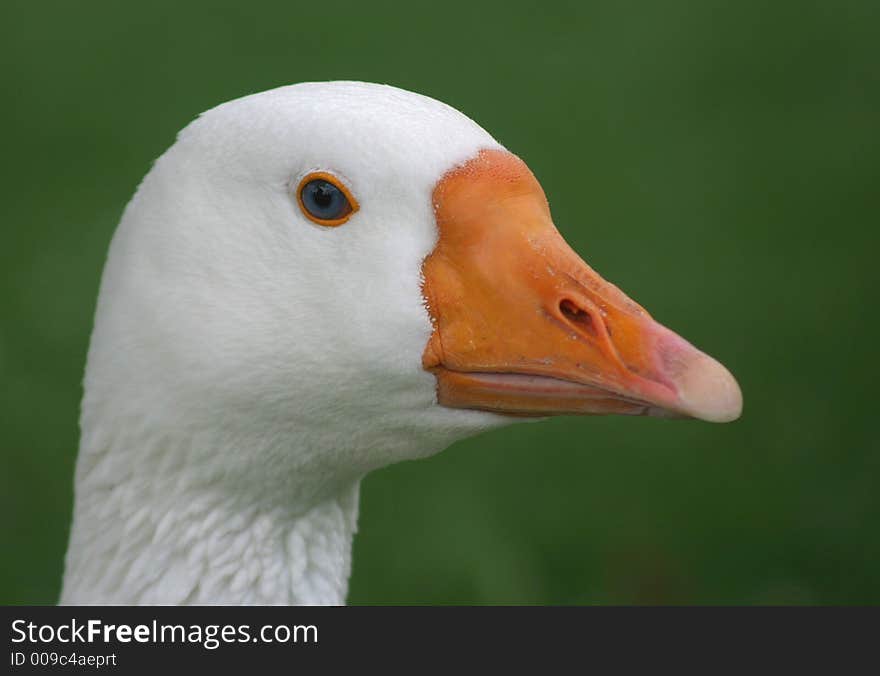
[61,81,741,605]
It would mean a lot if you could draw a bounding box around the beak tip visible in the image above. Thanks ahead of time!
[673,351,743,424]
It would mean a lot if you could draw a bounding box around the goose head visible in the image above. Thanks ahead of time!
[67,81,741,604]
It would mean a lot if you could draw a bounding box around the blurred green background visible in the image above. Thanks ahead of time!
[2,0,878,604]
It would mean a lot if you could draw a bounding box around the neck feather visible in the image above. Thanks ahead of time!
[61,435,361,605]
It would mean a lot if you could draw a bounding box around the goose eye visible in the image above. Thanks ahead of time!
[296,173,358,226]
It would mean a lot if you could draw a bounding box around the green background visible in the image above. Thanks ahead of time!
[2,0,877,604]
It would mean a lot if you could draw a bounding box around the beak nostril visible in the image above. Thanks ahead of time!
[559,299,597,338]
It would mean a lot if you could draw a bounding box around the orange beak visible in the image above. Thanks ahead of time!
[421,149,742,423]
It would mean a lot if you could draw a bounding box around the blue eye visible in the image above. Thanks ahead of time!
[297,174,357,226]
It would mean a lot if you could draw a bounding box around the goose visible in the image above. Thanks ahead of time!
[60,81,742,605]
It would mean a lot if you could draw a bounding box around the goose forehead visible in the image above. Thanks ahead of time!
[177,81,503,186]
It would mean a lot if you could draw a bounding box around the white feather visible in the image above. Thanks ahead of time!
[61,82,513,605]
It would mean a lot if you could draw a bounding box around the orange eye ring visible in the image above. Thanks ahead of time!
[295,172,359,227]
